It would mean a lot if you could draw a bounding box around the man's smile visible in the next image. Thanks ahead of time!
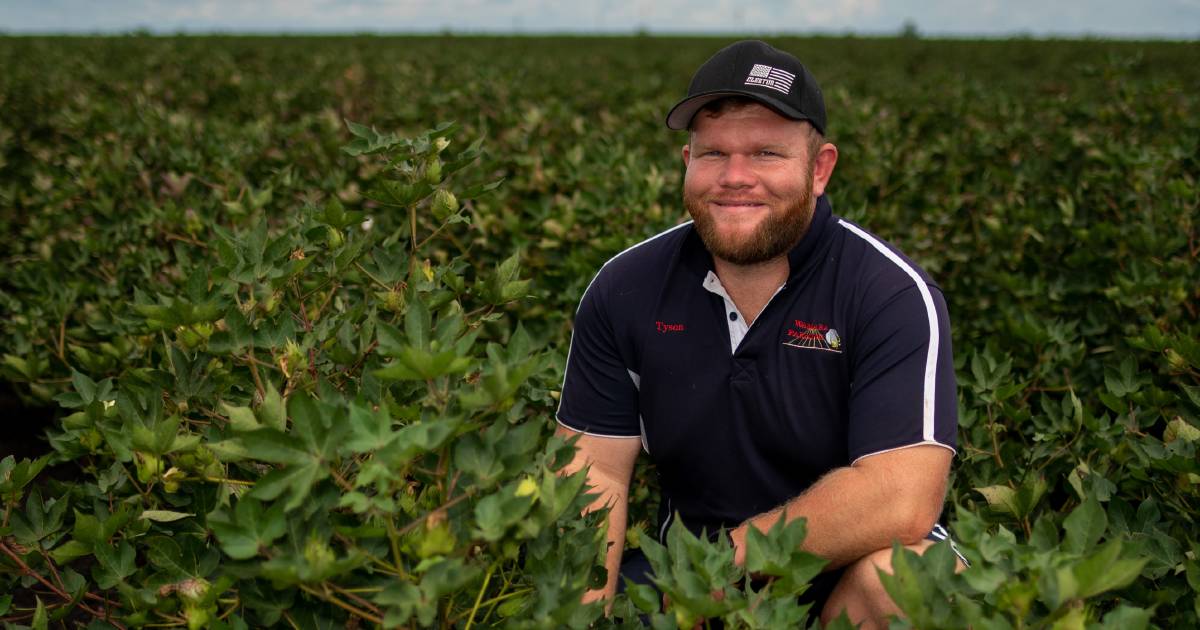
[710,199,769,211]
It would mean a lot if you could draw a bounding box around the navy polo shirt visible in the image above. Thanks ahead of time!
[556,195,957,540]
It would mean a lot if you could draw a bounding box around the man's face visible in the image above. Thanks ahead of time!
[682,103,820,266]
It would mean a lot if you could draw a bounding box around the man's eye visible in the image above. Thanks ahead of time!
[757,150,780,157]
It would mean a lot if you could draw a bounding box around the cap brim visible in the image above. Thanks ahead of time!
[665,89,811,130]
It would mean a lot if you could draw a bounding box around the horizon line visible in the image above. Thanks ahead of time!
[2,28,1198,42]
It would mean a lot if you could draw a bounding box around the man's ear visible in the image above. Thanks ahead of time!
[811,143,839,198]
[681,143,691,168]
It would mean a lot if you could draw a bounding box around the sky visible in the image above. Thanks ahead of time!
[1,0,1198,38]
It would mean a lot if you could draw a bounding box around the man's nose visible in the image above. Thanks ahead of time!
[718,154,755,188]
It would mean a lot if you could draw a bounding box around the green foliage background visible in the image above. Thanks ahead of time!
[0,35,1198,628]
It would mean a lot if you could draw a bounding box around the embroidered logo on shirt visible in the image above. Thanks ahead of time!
[655,321,686,333]
[783,319,842,353]
[744,64,796,95]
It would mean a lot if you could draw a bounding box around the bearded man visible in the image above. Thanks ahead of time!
[555,40,965,628]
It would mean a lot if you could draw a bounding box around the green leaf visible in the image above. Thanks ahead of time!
[10,489,69,545]
[71,368,98,404]
[258,381,287,432]
[405,298,431,350]
[975,485,1019,516]
[877,544,930,627]
[239,429,312,466]
[1071,539,1147,599]
[140,510,194,523]
[72,509,101,545]
[93,540,136,588]
[221,402,260,432]
[626,581,660,614]
[343,120,401,156]
[1104,356,1143,398]
[374,347,473,381]
[376,320,407,357]
[474,485,535,541]
[1063,497,1107,554]
[50,539,92,564]
[209,498,287,560]
[378,418,460,465]
[742,516,825,589]
[376,581,422,626]
[145,535,218,580]
[343,402,396,453]
[248,460,327,511]
[0,454,50,497]
[289,394,337,456]
[208,438,253,462]
[418,557,480,599]
[32,596,47,630]
[1182,384,1200,410]
[454,435,503,483]
[1164,417,1200,443]
[1099,605,1152,629]
[976,476,1047,519]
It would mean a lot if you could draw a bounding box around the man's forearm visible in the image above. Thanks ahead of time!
[554,427,641,603]
[585,483,629,602]
[734,446,951,570]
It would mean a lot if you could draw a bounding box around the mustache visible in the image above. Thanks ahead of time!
[709,199,769,204]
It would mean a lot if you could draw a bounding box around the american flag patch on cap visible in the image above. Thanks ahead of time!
[744,64,796,95]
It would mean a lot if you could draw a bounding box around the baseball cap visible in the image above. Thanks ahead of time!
[665,40,826,134]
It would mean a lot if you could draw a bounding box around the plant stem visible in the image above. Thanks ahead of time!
[986,405,1004,468]
[311,282,341,321]
[292,282,313,333]
[0,541,123,627]
[330,468,356,493]
[463,562,497,630]
[384,517,408,578]
[354,262,393,291]
[57,316,67,363]
[245,352,266,400]
[477,587,533,621]
[396,492,471,537]
[326,582,383,615]
[37,545,66,592]
[410,204,419,253]
[198,476,255,486]
[298,583,384,625]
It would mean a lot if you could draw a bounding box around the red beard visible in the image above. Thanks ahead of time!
[684,175,815,266]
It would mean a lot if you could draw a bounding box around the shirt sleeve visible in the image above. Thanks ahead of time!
[846,283,958,463]
[556,275,642,438]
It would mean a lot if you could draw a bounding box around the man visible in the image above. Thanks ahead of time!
[555,40,963,628]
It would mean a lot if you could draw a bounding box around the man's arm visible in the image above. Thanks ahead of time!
[730,444,952,569]
[555,425,642,602]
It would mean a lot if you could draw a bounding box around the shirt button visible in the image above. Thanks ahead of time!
[729,312,738,321]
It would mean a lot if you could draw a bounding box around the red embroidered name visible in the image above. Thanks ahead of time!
[655,321,685,333]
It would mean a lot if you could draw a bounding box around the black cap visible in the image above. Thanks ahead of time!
[666,40,826,134]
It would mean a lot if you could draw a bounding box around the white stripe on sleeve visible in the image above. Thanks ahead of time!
[837,220,940,442]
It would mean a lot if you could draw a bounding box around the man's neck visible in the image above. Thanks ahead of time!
[713,255,789,326]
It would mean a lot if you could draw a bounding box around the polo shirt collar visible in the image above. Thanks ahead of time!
[785,194,834,281]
